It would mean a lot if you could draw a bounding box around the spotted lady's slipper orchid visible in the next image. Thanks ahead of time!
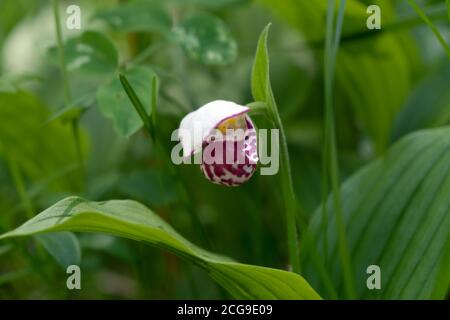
[178,100,258,186]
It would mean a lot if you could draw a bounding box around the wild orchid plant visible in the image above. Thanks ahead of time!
[178,100,258,187]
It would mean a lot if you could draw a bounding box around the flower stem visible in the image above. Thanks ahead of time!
[266,89,301,274]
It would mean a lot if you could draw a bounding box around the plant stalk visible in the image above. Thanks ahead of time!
[266,89,301,274]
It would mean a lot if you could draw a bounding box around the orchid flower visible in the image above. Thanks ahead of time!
[179,100,258,186]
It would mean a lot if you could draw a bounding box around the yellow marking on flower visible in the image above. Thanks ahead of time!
[217,115,246,134]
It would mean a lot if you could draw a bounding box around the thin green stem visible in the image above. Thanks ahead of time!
[246,101,268,116]
[266,88,301,274]
[407,0,450,58]
[324,0,356,299]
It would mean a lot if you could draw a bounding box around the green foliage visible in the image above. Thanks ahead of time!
[251,23,301,274]
[392,60,450,141]
[0,197,321,300]
[260,0,418,152]
[35,232,81,269]
[407,0,450,57]
[172,14,238,65]
[94,2,171,33]
[97,67,157,137]
[47,31,118,76]
[301,126,450,299]
[1,0,448,300]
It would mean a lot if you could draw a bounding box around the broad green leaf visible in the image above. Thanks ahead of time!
[47,31,118,75]
[0,197,321,300]
[94,2,171,33]
[172,14,238,65]
[260,0,418,152]
[301,126,450,299]
[97,67,157,137]
[35,232,81,269]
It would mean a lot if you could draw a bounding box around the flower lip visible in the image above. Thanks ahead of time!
[179,100,250,157]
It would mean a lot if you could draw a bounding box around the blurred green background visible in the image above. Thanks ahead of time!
[0,0,449,299]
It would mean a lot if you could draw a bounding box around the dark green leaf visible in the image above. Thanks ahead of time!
[36,232,81,269]
[301,126,450,299]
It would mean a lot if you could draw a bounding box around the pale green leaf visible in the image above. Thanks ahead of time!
[47,31,118,75]
[172,14,238,65]
[0,197,321,300]
[94,2,171,33]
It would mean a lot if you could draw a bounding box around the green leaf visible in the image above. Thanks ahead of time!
[172,14,238,65]
[35,232,81,269]
[251,24,270,103]
[94,2,171,33]
[250,23,301,274]
[47,31,118,75]
[97,67,157,137]
[301,126,450,299]
[0,197,321,300]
